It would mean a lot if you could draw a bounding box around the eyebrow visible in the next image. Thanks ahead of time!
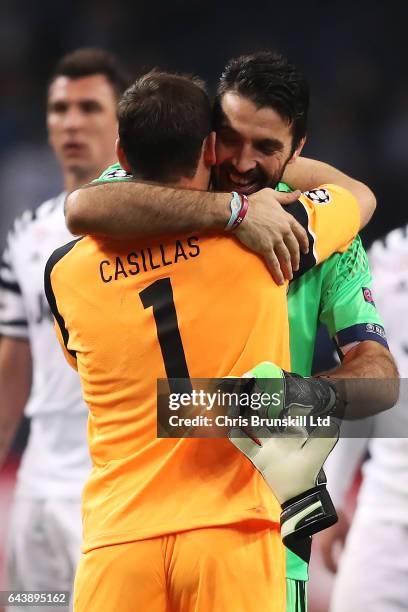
[78,98,103,106]
[254,138,284,151]
[48,98,103,108]
[219,124,284,151]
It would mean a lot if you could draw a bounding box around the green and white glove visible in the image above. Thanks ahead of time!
[238,361,339,425]
[228,361,340,550]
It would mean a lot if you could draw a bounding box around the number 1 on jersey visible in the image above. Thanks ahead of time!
[139,277,192,393]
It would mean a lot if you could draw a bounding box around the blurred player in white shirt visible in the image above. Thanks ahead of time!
[0,48,128,610]
[320,226,408,611]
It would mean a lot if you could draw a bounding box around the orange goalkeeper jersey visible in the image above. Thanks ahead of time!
[45,184,359,552]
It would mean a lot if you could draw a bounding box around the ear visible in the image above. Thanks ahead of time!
[116,138,132,172]
[287,136,306,165]
[203,131,217,168]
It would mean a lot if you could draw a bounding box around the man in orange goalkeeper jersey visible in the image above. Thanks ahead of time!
[45,71,370,611]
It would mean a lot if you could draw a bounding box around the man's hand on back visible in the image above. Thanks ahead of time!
[236,188,308,285]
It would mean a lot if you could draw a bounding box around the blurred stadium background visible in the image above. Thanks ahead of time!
[0,1,407,609]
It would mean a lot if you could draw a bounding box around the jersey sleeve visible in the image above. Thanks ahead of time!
[286,184,360,278]
[0,227,29,339]
[92,163,132,184]
[44,239,80,371]
[319,235,388,357]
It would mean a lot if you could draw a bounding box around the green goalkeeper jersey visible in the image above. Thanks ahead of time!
[276,181,388,583]
[274,181,388,377]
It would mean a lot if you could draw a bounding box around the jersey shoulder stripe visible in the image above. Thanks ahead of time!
[0,249,27,333]
[7,194,64,243]
[44,237,82,359]
[0,259,11,272]
[0,276,21,294]
[9,208,36,238]
[0,195,64,304]
[0,245,23,295]
[0,317,27,327]
[285,199,317,278]
[33,194,63,221]
[285,184,359,278]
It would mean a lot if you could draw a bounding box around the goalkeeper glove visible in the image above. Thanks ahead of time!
[228,361,340,550]
[239,361,340,424]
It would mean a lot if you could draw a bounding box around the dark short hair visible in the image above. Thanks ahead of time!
[49,48,130,99]
[118,70,212,182]
[215,50,309,152]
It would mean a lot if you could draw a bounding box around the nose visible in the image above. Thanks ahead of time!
[63,106,85,131]
[231,145,257,174]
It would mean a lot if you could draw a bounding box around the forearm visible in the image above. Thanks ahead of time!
[331,341,398,378]
[283,157,376,228]
[319,341,399,419]
[66,181,230,237]
[0,406,22,468]
[0,337,32,467]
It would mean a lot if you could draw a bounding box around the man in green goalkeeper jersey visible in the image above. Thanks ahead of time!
[64,52,397,611]
[284,184,388,609]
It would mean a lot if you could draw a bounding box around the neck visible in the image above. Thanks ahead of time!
[172,176,207,191]
[63,159,117,192]
[172,160,210,191]
[133,168,210,192]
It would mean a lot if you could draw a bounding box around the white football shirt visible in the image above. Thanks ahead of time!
[0,194,90,498]
[326,226,408,521]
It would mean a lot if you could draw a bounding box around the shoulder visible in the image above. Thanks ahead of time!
[35,193,65,221]
[44,238,83,317]
[6,194,64,247]
[317,236,370,297]
[45,237,83,277]
[337,235,368,270]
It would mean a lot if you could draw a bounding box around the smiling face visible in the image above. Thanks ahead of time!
[213,92,305,195]
[47,74,118,187]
